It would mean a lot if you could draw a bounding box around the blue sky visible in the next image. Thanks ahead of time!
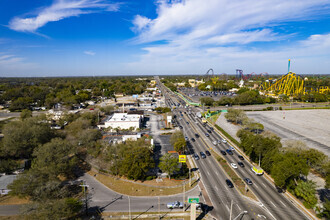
[1,0,330,77]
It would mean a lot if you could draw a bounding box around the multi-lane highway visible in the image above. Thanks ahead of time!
[156,76,312,220]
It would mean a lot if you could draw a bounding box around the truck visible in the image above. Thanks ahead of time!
[251,166,264,175]
[167,201,184,209]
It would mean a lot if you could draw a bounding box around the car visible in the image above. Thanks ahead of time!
[195,133,199,138]
[200,152,206,159]
[229,146,235,151]
[210,127,214,131]
[238,155,244,160]
[244,178,253,185]
[230,163,238,169]
[167,201,184,209]
[194,153,200,160]
[222,139,227,143]
[179,126,183,129]
[202,123,207,127]
[205,150,211,156]
[185,136,189,141]
[186,122,189,124]
[217,140,222,144]
[238,162,245,167]
[226,149,233,155]
[212,141,217,145]
[220,150,227,155]
[207,129,212,133]
[225,179,234,188]
[191,138,196,142]
[205,133,209,137]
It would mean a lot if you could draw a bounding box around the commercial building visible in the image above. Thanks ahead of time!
[102,112,143,130]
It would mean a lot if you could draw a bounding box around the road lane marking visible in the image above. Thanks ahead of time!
[207,171,211,176]
[280,200,287,207]
[254,183,259,188]
[236,204,241,211]
[262,183,267,188]
[225,204,230,212]
[270,201,277,208]
[215,171,219,176]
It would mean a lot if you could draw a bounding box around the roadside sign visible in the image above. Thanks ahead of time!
[188,197,199,204]
[168,151,177,153]
[179,155,186,163]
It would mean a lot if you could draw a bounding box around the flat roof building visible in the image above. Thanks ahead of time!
[103,113,143,131]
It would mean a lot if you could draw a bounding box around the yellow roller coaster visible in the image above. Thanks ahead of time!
[261,72,305,96]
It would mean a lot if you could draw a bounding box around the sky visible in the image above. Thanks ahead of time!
[1,0,330,77]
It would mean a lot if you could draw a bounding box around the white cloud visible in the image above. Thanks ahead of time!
[0,53,39,76]
[84,50,96,56]
[8,0,121,33]
[127,0,330,74]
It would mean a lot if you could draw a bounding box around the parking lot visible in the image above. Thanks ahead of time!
[178,88,235,102]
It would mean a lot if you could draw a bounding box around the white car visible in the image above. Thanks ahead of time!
[212,141,217,145]
[230,163,238,169]
[229,146,235,151]
[222,139,227,143]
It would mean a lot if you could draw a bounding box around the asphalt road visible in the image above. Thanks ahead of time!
[156,76,312,220]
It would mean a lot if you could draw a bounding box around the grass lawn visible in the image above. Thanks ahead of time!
[88,170,198,196]
[0,195,30,205]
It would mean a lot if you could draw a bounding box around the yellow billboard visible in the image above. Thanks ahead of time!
[179,155,186,163]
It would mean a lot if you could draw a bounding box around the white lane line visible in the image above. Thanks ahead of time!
[280,200,287,207]
[270,201,277,208]
[215,171,219,176]
[207,171,211,176]
[262,183,267,188]
[236,204,241,211]
[254,183,259,188]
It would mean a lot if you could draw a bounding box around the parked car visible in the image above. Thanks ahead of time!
[244,178,253,185]
[238,162,245,167]
[230,163,238,169]
[205,150,211,156]
[226,149,233,155]
[226,179,234,188]
[238,155,244,160]
[167,201,184,209]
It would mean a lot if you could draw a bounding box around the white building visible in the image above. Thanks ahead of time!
[103,113,143,130]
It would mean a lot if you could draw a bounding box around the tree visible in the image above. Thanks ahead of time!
[200,97,215,106]
[271,152,309,188]
[1,117,54,158]
[225,109,247,124]
[100,105,114,115]
[0,159,19,173]
[294,180,318,209]
[170,131,186,153]
[20,109,32,120]
[159,153,180,180]
[21,198,82,220]
[32,138,78,179]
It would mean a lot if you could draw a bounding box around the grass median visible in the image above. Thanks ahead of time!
[88,170,198,197]
[211,150,257,201]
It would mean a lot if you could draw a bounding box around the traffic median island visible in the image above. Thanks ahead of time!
[88,170,198,197]
[211,150,257,201]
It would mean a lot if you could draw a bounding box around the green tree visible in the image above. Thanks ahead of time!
[225,109,247,124]
[20,109,32,120]
[1,118,54,158]
[159,153,180,180]
[200,97,215,106]
[0,159,19,173]
[271,152,309,188]
[21,198,82,220]
[32,138,78,179]
[170,131,186,153]
[294,180,318,209]
[100,105,115,115]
